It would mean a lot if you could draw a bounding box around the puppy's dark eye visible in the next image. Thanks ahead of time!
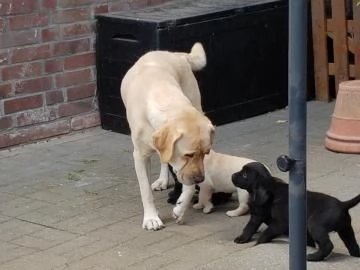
[185,153,195,158]
[242,172,247,178]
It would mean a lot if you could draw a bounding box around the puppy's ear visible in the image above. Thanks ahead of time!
[152,124,182,163]
[252,162,271,178]
[252,186,270,206]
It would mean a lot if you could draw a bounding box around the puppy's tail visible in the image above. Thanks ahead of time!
[185,42,207,71]
[342,194,360,210]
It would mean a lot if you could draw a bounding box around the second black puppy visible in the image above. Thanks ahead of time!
[232,162,360,262]
[167,165,232,206]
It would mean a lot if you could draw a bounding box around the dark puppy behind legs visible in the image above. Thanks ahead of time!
[167,165,232,205]
[167,165,183,204]
[232,162,360,262]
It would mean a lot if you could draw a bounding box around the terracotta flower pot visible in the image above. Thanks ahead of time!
[325,80,360,154]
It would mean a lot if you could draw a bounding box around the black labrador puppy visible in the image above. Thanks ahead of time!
[167,165,232,205]
[232,162,360,262]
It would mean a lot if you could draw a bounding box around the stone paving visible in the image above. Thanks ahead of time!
[0,101,359,269]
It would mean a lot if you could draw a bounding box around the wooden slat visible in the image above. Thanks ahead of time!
[328,32,355,54]
[353,2,360,78]
[327,19,354,33]
[331,0,349,93]
[311,0,330,101]
[328,63,355,77]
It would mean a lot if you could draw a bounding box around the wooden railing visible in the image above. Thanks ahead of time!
[311,0,360,100]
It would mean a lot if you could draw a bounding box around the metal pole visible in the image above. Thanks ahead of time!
[277,0,308,269]
[288,0,308,269]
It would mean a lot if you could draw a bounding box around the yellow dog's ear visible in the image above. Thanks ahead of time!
[209,124,215,145]
[152,125,182,163]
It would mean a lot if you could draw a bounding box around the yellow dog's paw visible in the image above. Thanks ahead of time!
[142,216,165,231]
[151,178,168,191]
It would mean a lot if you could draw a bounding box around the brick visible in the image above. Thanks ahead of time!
[0,29,39,49]
[55,69,92,88]
[0,119,70,149]
[42,26,60,42]
[0,50,9,65]
[4,94,43,114]
[95,4,109,14]
[0,18,5,33]
[71,111,100,131]
[67,82,96,101]
[0,116,13,129]
[46,90,64,105]
[45,59,63,74]
[15,76,52,94]
[11,44,51,63]
[0,83,12,99]
[58,0,95,8]
[9,14,48,30]
[64,52,95,70]
[43,0,57,10]
[110,2,131,12]
[53,8,91,24]
[90,37,96,51]
[149,0,168,5]
[16,107,57,127]
[58,100,93,118]
[61,22,94,39]
[53,38,90,57]
[2,62,43,81]
[0,0,37,16]
[130,0,150,9]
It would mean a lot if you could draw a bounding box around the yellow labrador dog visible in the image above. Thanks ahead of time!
[121,43,215,231]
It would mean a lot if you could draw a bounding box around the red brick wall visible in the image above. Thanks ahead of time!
[0,0,169,149]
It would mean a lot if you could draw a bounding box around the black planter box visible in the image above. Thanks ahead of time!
[96,0,290,134]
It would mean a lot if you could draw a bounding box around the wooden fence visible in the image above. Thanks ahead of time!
[311,0,360,101]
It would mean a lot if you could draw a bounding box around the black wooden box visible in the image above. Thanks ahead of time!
[96,0,290,134]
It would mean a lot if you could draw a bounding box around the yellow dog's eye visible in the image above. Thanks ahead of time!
[185,153,195,158]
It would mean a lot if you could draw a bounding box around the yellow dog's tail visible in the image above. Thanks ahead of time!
[175,42,206,71]
[186,42,206,71]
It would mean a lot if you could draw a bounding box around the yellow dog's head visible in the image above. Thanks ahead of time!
[152,112,215,185]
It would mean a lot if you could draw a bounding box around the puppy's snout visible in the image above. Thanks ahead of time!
[193,175,205,184]
[231,174,237,185]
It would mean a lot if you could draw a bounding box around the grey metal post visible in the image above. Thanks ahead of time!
[277,0,308,269]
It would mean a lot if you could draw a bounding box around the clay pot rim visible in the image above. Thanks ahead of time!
[339,79,360,89]
[326,131,360,143]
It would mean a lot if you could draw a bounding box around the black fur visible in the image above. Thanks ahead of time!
[232,162,360,262]
[167,165,184,204]
[167,165,233,205]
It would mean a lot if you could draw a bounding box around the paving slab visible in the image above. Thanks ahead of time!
[0,101,360,269]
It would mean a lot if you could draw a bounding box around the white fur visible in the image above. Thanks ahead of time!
[175,150,271,218]
[121,43,209,230]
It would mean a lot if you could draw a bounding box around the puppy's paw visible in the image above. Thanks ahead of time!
[234,234,251,244]
[203,203,214,214]
[226,205,249,217]
[172,205,185,224]
[193,203,203,210]
[142,216,165,231]
[306,252,325,262]
[226,210,240,217]
[151,178,168,191]
[306,242,333,261]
